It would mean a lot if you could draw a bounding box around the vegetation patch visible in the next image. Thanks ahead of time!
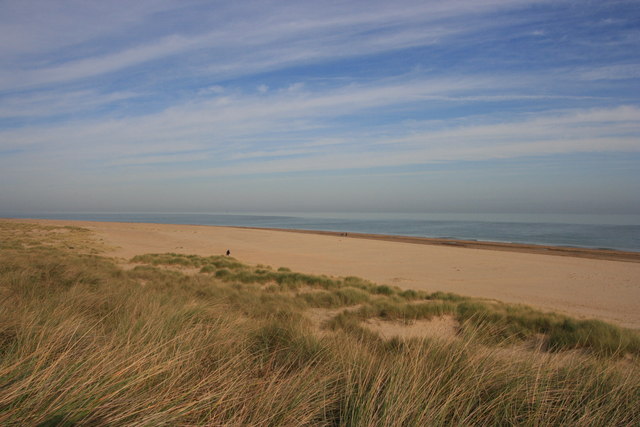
[1,221,639,425]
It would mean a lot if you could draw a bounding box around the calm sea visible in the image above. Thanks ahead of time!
[3,212,640,252]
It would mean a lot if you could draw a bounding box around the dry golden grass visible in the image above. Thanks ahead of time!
[0,221,639,425]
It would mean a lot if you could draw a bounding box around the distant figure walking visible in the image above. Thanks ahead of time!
[226,249,231,256]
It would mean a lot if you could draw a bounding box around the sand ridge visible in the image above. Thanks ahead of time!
[6,218,640,329]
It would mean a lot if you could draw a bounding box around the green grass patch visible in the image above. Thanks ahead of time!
[456,301,640,355]
[296,287,371,308]
[131,253,244,270]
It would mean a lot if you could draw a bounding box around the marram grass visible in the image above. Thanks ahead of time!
[0,221,639,425]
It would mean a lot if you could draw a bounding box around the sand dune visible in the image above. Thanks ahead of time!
[8,218,640,329]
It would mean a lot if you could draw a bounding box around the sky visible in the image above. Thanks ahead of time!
[0,0,639,215]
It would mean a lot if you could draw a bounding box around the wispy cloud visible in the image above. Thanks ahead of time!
[2,78,637,177]
[0,0,550,91]
[0,0,638,213]
[578,64,640,81]
[0,73,581,154]
[0,89,139,119]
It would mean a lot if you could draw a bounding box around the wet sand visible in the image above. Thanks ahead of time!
[7,218,640,329]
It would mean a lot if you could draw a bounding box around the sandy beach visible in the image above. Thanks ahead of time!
[7,218,640,329]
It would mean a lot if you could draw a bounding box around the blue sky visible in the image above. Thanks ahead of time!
[1,0,639,214]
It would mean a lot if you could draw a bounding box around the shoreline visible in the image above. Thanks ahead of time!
[5,217,639,263]
[236,226,640,263]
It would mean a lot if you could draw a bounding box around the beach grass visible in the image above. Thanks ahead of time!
[0,221,639,425]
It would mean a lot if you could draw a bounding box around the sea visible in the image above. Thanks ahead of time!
[3,211,640,253]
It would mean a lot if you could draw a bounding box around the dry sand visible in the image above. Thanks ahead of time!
[7,218,640,329]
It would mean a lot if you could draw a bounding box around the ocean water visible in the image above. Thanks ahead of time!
[4,211,640,252]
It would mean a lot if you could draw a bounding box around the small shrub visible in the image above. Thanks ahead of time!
[342,276,377,292]
[548,318,640,355]
[399,289,419,300]
[335,287,370,305]
[374,285,395,296]
[428,291,467,302]
[215,269,232,279]
[263,284,280,293]
[251,321,326,370]
[297,291,340,308]
[200,265,216,273]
